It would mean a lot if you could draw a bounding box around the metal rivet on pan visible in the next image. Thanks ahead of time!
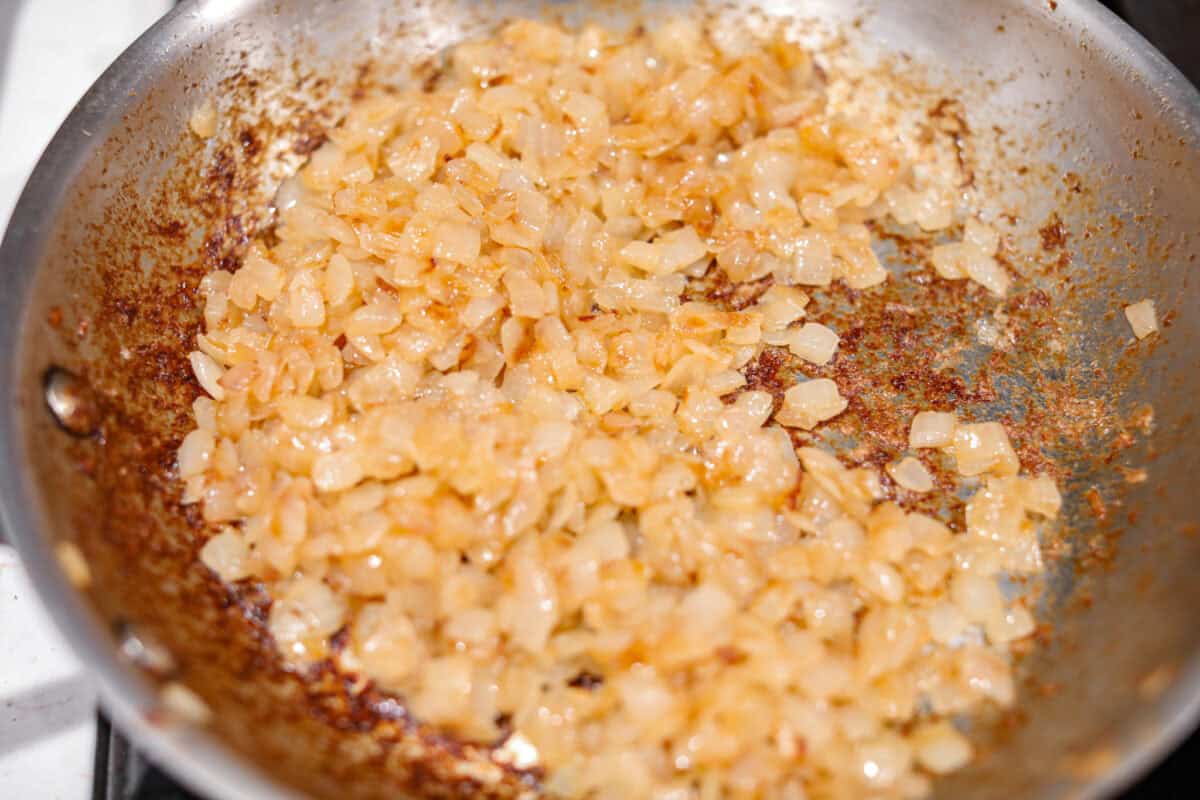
[116,623,177,678]
[43,366,101,437]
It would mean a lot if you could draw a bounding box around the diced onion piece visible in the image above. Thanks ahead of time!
[465,141,512,178]
[620,226,707,275]
[776,379,847,430]
[930,220,1009,296]
[277,396,334,430]
[963,253,1010,297]
[351,602,425,684]
[268,576,347,652]
[391,135,440,184]
[1021,475,1062,518]
[619,241,662,273]
[288,286,326,328]
[853,734,914,789]
[323,253,354,305]
[231,251,285,308]
[506,537,560,653]
[836,226,888,289]
[790,232,834,286]
[985,604,1036,644]
[749,149,800,213]
[960,646,1015,705]
[433,221,482,264]
[930,242,968,280]
[1124,299,1157,339]
[887,185,954,232]
[189,351,227,401]
[161,682,212,725]
[926,602,968,646]
[963,219,1000,254]
[706,369,747,396]
[655,226,708,274]
[652,18,704,61]
[912,722,973,774]
[909,411,956,448]
[503,270,545,318]
[756,286,809,332]
[562,91,607,132]
[582,374,628,414]
[953,422,1019,477]
[888,457,934,493]
[950,572,1005,625]
[178,429,215,478]
[312,451,365,492]
[55,542,92,589]
[681,583,737,631]
[189,97,217,139]
[857,560,905,603]
[200,527,251,582]
[786,323,839,365]
[459,293,505,329]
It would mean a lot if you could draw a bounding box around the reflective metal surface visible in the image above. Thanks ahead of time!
[1,1,1199,798]
[43,367,101,438]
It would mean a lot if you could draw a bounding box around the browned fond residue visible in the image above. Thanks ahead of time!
[1040,213,1068,251]
[1085,486,1108,521]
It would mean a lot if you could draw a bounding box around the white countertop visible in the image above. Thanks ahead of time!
[0,2,172,797]
[0,0,172,224]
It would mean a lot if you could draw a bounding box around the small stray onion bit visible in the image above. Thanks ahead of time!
[1124,299,1158,340]
[786,322,840,365]
[953,421,1020,477]
[913,722,973,774]
[177,18,1064,800]
[55,542,92,589]
[930,219,1010,296]
[161,682,212,725]
[889,457,935,493]
[188,97,218,139]
[909,411,956,448]
[777,378,848,429]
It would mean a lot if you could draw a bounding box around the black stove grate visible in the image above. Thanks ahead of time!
[93,715,201,800]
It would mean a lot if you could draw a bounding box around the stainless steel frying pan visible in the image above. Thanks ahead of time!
[2,1,1199,797]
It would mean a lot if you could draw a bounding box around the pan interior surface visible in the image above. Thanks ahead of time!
[1,1,1199,798]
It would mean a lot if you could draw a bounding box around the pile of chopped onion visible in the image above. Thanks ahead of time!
[181,18,1061,800]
